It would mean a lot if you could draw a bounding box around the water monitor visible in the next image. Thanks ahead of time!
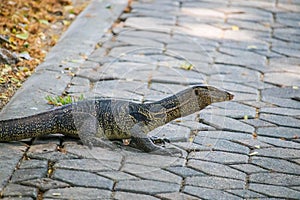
[0,85,233,154]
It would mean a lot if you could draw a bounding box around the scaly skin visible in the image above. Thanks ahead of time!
[0,85,233,153]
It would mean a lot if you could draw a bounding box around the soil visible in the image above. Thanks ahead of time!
[0,0,89,110]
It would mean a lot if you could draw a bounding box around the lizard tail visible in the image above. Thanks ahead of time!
[0,110,58,142]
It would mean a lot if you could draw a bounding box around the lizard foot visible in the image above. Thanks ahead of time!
[150,136,170,146]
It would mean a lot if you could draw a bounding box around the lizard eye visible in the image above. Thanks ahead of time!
[194,89,200,96]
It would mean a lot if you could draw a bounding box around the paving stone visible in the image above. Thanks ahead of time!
[173,141,211,152]
[188,151,248,164]
[53,169,113,190]
[21,178,70,192]
[98,171,139,181]
[200,113,255,133]
[241,119,276,128]
[11,168,48,183]
[166,166,205,178]
[27,151,78,162]
[43,187,112,199]
[194,137,250,155]
[28,143,57,153]
[188,159,246,180]
[19,159,48,169]
[115,179,180,195]
[250,172,300,186]
[124,17,173,33]
[0,143,27,192]
[121,163,182,184]
[118,30,171,44]
[64,143,123,162]
[195,130,252,141]
[226,189,266,198]
[265,72,300,86]
[262,86,300,99]
[148,123,190,142]
[2,184,38,198]
[251,157,300,175]
[254,147,300,159]
[124,153,185,168]
[257,136,300,149]
[186,176,244,190]
[230,164,268,174]
[156,192,199,200]
[262,96,300,109]
[114,191,159,200]
[234,139,273,149]
[183,186,241,200]
[1,198,33,200]
[260,107,300,116]
[249,183,300,199]
[260,113,300,128]
[208,80,258,94]
[201,107,256,119]
[178,121,215,131]
[54,158,121,171]
[242,101,275,109]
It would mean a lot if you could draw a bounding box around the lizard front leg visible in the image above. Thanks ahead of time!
[129,122,183,156]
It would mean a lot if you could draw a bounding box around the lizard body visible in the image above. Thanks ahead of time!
[0,85,233,153]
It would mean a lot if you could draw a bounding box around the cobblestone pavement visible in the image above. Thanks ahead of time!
[1,0,300,199]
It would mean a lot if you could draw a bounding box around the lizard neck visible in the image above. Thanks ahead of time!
[145,87,210,128]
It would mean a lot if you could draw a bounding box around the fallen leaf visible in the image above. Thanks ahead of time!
[16,32,29,40]
[249,152,258,156]
[231,25,239,31]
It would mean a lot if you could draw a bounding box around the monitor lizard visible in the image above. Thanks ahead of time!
[0,85,233,155]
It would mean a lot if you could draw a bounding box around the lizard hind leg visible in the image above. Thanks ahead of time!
[72,112,115,150]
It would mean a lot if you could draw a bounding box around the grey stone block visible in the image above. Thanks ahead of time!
[21,178,70,192]
[257,136,300,149]
[156,192,199,200]
[194,137,250,155]
[242,119,276,128]
[124,153,185,168]
[43,187,112,199]
[121,163,182,184]
[166,166,205,177]
[226,189,266,198]
[2,184,38,198]
[148,123,190,142]
[254,147,300,159]
[250,172,300,186]
[114,191,159,200]
[230,164,268,174]
[251,157,300,175]
[260,113,300,128]
[188,151,248,164]
[199,113,255,133]
[54,159,121,171]
[183,186,241,200]
[186,176,244,190]
[260,107,300,116]
[188,159,246,180]
[195,130,252,141]
[11,168,48,183]
[98,171,139,182]
[115,180,180,195]
[53,169,113,190]
[249,183,300,199]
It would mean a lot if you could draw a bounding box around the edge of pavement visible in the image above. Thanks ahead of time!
[0,0,128,120]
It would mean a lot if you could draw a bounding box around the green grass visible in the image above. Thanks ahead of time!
[45,94,84,106]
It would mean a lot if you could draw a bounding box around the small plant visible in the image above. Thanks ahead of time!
[45,94,84,106]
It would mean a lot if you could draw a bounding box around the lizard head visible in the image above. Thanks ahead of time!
[191,85,234,106]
